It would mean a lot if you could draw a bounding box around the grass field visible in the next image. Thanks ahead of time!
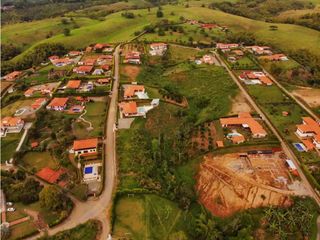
[1,133,22,163]
[113,194,190,239]
[73,100,107,138]
[1,99,34,117]
[8,220,38,240]
[22,152,59,172]
[4,5,320,66]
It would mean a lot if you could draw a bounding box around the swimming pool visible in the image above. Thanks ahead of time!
[293,143,305,152]
[84,166,93,174]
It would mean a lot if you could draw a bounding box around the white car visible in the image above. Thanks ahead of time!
[6,202,13,207]
[7,208,15,212]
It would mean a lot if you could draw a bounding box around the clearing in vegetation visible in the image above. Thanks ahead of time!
[197,152,295,217]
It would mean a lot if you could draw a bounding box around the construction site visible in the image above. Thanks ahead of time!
[197,150,296,217]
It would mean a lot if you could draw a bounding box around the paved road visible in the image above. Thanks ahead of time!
[215,52,320,207]
[26,45,121,240]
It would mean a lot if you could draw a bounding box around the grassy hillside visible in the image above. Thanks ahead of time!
[3,5,320,64]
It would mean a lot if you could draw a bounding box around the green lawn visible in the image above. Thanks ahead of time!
[8,220,38,240]
[22,152,59,172]
[113,194,190,240]
[1,133,22,163]
[1,99,34,117]
[6,210,28,223]
[5,5,320,66]
[73,100,108,138]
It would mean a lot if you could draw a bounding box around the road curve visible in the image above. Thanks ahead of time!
[215,52,320,206]
[26,45,121,240]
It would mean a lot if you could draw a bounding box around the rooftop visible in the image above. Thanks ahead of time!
[73,138,98,150]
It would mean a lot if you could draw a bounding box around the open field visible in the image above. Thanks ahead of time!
[113,194,189,239]
[229,91,253,115]
[292,87,320,108]
[197,152,295,217]
[4,5,320,66]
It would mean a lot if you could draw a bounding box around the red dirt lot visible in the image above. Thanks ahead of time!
[197,152,293,217]
[122,65,141,81]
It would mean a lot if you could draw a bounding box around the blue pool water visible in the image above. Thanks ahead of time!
[84,166,93,174]
[293,143,305,152]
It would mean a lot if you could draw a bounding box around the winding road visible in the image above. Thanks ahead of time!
[26,45,121,240]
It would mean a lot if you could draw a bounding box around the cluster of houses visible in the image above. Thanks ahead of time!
[295,117,320,151]
[45,96,88,114]
[239,71,273,86]
[220,112,267,144]
[24,82,59,97]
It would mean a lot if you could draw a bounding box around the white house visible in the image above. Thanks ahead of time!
[73,138,98,156]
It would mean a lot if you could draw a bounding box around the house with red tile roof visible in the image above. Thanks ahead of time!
[48,55,59,61]
[94,43,112,51]
[46,97,68,111]
[97,78,110,85]
[216,43,239,51]
[68,51,82,57]
[73,138,99,156]
[83,59,96,66]
[260,54,288,61]
[201,23,218,29]
[66,80,81,89]
[3,71,22,81]
[36,167,66,184]
[1,117,24,137]
[24,88,35,97]
[123,85,145,99]
[220,113,267,138]
[119,101,138,117]
[296,117,320,150]
[52,58,73,67]
[245,46,272,55]
[124,51,141,64]
[73,65,94,75]
[238,71,272,85]
[150,43,167,56]
[258,76,273,86]
[31,98,47,110]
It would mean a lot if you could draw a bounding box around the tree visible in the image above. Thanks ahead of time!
[157,10,164,18]
[61,18,68,24]
[63,28,71,36]
[40,186,67,211]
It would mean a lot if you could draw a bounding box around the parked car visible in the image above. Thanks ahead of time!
[7,208,15,212]
[6,202,13,206]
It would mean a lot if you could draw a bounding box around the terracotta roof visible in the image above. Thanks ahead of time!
[75,65,93,73]
[150,43,167,47]
[124,85,145,98]
[302,139,314,151]
[216,141,224,147]
[125,52,140,59]
[69,51,81,55]
[24,88,34,96]
[36,167,66,183]
[259,76,273,85]
[1,117,23,127]
[216,43,239,49]
[47,97,68,108]
[49,55,59,60]
[119,101,137,114]
[296,117,320,145]
[31,98,46,109]
[4,71,22,81]
[231,135,245,144]
[94,43,111,49]
[84,59,96,65]
[66,80,81,89]
[101,65,110,70]
[220,113,267,136]
[31,142,39,148]
[97,78,110,84]
[73,138,98,151]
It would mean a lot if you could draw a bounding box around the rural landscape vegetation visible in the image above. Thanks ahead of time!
[1,0,320,239]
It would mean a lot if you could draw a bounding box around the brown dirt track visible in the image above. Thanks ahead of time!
[197,153,293,217]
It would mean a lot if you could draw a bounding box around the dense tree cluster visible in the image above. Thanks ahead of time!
[1,170,43,204]
[1,44,21,61]
[1,43,68,75]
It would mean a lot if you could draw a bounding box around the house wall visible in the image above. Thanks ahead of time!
[75,148,97,156]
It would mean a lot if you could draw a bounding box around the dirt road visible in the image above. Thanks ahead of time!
[215,52,320,207]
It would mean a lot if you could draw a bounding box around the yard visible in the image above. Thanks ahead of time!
[1,99,34,117]
[8,220,38,240]
[1,133,22,163]
[73,100,108,138]
[22,152,59,172]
